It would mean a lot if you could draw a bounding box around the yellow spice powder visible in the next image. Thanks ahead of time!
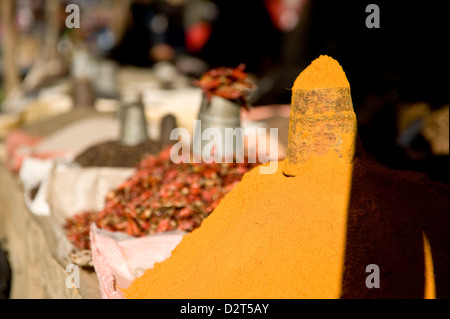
[122,55,356,298]
[283,54,356,177]
[122,55,447,299]
[122,159,354,299]
[292,55,350,91]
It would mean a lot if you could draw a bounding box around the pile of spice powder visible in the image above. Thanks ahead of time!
[122,56,448,299]
[64,147,258,250]
[292,55,349,90]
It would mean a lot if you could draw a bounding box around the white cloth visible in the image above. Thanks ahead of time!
[46,163,134,223]
[19,157,55,216]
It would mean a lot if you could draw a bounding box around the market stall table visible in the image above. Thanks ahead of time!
[0,162,101,298]
[0,106,120,298]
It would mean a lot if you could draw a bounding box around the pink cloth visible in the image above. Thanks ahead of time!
[5,130,68,173]
[241,104,290,121]
[89,224,185,299]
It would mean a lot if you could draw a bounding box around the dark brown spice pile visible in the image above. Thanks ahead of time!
[74,140,161,167]
[65,147,258,249]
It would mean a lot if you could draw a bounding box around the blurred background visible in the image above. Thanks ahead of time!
[0,0,448,183]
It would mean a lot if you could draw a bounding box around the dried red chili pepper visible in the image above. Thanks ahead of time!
[194,64,256,110]
[64,147,259,250]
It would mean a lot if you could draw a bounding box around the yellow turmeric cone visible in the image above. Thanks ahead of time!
[283,55,357,176]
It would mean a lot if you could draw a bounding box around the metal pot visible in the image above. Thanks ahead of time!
[193,94,243,160]
[118,93,149,146]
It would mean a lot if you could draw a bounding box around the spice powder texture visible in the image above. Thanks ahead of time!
[122,160,354,299]
[124,55,355,299]
[122,56,448,299]
[292,55,350,90]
